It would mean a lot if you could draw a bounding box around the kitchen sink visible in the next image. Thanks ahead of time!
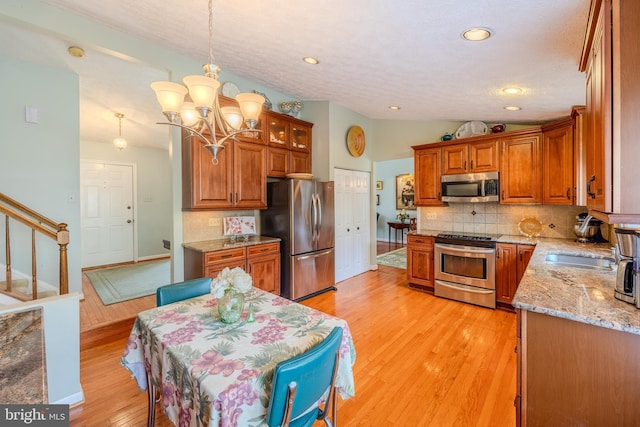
[545,252,614,270]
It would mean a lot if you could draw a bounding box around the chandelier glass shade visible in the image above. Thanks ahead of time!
[150,0,264,164]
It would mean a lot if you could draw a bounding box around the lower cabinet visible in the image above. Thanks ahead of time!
[246,243,281,294]
[495,243,534,308]
[516,309,640,426]
[406,235,435,290]
[184,242,281,295]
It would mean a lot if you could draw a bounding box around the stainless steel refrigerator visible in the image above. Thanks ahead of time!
[261,179,335,301]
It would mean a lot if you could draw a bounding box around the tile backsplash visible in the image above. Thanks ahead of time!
[417,203,612,241]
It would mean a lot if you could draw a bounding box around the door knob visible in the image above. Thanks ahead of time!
[127,220,132,224]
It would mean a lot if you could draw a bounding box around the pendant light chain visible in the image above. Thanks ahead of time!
[208,0,215,66]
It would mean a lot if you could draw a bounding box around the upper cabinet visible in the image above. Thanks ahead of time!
[542,117,575,205]
[413,146,443,206]
[183,98,313,209]
[264,111,312,177]
[500,131,542,204]
[442,140,499,175]
[580,0,640,221]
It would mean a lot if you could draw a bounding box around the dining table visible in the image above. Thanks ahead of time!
[121,288,356,427]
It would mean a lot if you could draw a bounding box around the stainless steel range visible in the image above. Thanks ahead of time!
[434,232,499,309]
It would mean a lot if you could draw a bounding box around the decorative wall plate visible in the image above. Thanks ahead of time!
[346,125,366,157]
[455,121,488,139]
[518,217,543,237]
[221,81,239,98]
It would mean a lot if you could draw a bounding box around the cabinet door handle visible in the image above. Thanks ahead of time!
[502,190,505,200]
[587,175,596,199]
[470,160,474,170]
[221,254,233,258]
[496,248,501,259]
[229,193,233,202]
[437,192,441,201]
[519,250,523,262]
[235,192,239,203]
[566,187,571,200]
[464,160,467,170]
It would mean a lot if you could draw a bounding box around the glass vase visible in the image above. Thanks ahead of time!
[217,289,245,324]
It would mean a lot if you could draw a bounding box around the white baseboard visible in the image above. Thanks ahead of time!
[53,389,85,406]
[137,254,170,262]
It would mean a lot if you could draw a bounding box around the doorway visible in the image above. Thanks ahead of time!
[80,160,136,268]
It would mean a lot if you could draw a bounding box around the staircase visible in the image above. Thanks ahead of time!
[0,193,69,302]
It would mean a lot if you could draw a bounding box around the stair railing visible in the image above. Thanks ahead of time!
[0,193,69,300]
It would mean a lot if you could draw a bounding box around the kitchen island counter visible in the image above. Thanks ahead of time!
[511,237,640,335]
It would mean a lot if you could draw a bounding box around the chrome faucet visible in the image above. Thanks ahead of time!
[577,214,593,234]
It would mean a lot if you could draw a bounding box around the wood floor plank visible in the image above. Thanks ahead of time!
[72,263,516,426]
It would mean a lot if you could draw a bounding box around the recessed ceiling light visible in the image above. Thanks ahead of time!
[302,57,319,65]
[462,27,492,41]
[502,87,522,94]
[389,105,401,110]
[504,106,522,111]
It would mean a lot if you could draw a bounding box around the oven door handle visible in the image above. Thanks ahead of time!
[435,280,495,294]
[435,243,495,255]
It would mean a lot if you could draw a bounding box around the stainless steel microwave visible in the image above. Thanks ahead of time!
[441,172,499,203]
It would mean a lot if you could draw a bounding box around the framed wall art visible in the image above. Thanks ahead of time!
[396,174,416,210]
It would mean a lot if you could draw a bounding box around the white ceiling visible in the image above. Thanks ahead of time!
[2,0,590,149]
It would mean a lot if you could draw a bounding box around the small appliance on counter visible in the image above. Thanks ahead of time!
[574,213,607,243]
[614,227,638,306]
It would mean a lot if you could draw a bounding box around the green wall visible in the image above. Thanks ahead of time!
[0,55,82,294]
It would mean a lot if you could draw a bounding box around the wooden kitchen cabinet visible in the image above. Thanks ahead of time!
[406,235,435,290]
[184,241,281,295]
[247,243,280,294]
[442,140,499,175]
[496,243,534,309]
[516,309,640,426]
[542,117,574,205]
[264,111,313,176]
[182,133,266,210]
[499,131,542,204]
[580,0,640,220]
[413,147,443,206]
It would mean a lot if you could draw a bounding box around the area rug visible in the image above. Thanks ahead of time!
[86,260,170,305]
[376,247,407,269]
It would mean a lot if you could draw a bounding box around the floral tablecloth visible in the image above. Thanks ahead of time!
[121,288,356,427]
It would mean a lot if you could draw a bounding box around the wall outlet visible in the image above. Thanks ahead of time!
[426,212,437,220]
[209,217,221,227]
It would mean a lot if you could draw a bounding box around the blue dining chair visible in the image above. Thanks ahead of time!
[156,277,212,306]
[266,327,343,427]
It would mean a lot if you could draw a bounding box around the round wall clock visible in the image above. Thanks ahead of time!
[346,125,366,157]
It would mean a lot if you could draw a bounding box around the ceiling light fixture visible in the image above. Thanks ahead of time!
[303,57,319,65]
[389,106,401,110]
[504,106,522,111]
[67,46,85,58]
[150,0,264,164]
[113,112,127,150]
[502,87,523,94]
[462,27,492,41]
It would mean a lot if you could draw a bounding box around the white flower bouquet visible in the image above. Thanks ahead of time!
[210,267,253,298]
[396,209,410,222]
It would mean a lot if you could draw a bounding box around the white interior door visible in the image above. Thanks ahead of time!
[334,168,371,283]
[81,161,135,268]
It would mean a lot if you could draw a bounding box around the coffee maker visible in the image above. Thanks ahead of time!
[614,228,637,305]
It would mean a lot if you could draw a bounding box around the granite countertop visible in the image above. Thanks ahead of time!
[512,237,640,335]
[182,235,281,252]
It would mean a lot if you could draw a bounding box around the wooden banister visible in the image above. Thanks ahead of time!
[0,193,69,300]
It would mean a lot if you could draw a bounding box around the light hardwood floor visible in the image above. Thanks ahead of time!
[74,264,516,426]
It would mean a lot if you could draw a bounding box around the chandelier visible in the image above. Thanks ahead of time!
[113,112,127,150]
[150,0,264,164]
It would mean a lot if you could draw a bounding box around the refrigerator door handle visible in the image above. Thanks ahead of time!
[311,194,318,243]
[316,192,322,238]
[296,248,333,261]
